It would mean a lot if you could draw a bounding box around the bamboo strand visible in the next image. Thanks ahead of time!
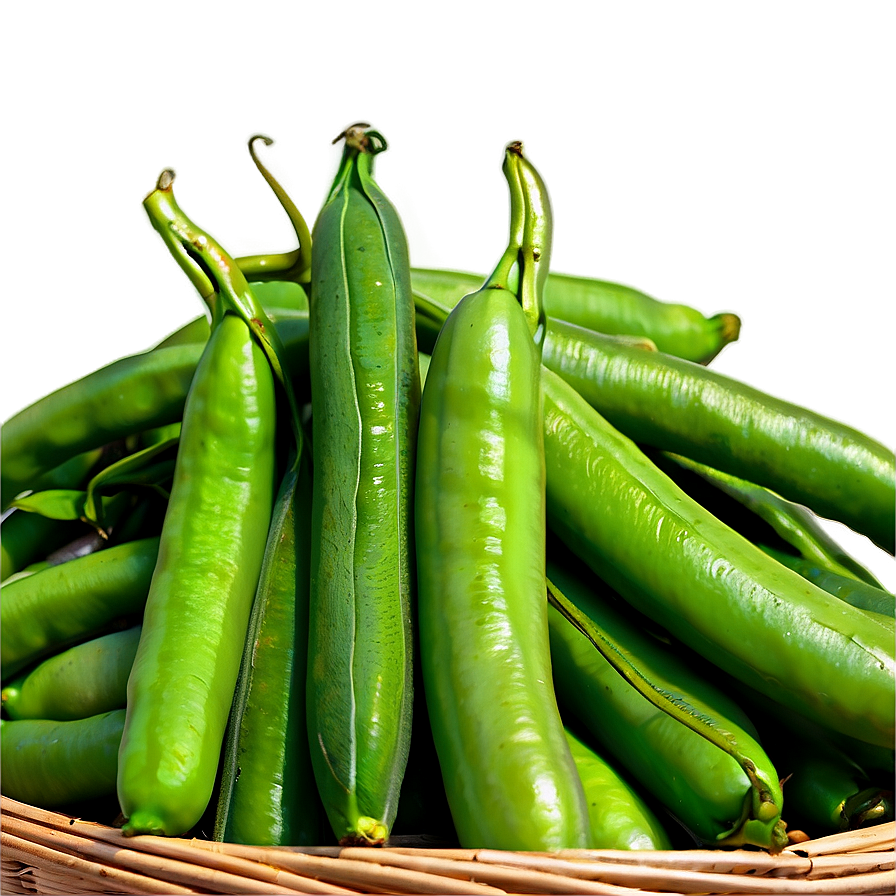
[312,849,672,896]
[465,849,896,895]
[0,859,32,895]
[0,832,200,895]
[380,847,480,861]
[2,798,117,835]
[189,839,508,895]
[69,829,361,896]
[3,801,359,896]
[784,823,895,857]
[546,848,811,876]
[3,817,314,895]
[805,852,895,879]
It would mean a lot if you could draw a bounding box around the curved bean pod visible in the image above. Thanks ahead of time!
[542,366,895,748]
[1,310,308,510]
[117,176,276,838]
[542,319,895,552]
[0,536,158,679]
[410,267,740,363]
[1,626,140,721]
[1,711,125,808]
[548,554,785,850]
[416,144,589,850]
[413,295,894,552]
[565,727,672,850]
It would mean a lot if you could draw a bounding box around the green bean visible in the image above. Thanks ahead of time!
[1,711,125,808]
[547,553,786,850]
[416,144,589,850]
[542,319,895,552]
[410,267,740,363]
[541,366,895,748]
[214,460,319,846]
[0,309,308,511]
[0,536,158,679]
[772,735,892,835]
[564,727,672,850]
[117,173,277,838]
[305,125,418,846]
[1,626,139,721]
[653,453,886,587]
[0,347,199,511]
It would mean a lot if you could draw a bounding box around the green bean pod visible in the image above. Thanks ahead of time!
[416,144,590,850]
[541,366,895,748]
[1,625,140,721]
[306,126,418,845]
[117,174,277,838]
[0,536,158,679]
[410,267,740,363]
[547,554,786,850]
[1,711,125,808]
[0,309,308,511]
[0,346,199,510]
[542,319,895,552]
[214,460,319,846]
[564,727,672,850]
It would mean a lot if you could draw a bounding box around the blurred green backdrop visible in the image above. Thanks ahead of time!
[2,2,896,456]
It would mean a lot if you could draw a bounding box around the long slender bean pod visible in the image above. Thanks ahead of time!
[1,711,125,808]
[541,366,895,748]
[306,125,418,845]
[542,319,895,551]
[117,173,277,837]
[410,267,740,363]
[0,536,158,679]
[214,458,319,846]
[416,143,589,850]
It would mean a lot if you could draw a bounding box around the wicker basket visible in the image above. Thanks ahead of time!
[1,796,893,896]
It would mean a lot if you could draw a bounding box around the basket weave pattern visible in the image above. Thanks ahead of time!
[2,796,893,895]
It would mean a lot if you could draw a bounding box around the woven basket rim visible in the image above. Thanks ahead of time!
[2,796,894,896]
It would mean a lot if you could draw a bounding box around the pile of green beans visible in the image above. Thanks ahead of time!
[1,125,893,857]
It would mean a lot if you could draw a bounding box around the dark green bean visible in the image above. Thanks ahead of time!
[306,126,418,845]
[214,461,319,846]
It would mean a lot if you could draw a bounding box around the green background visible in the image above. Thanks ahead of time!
[2,2,896,446]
